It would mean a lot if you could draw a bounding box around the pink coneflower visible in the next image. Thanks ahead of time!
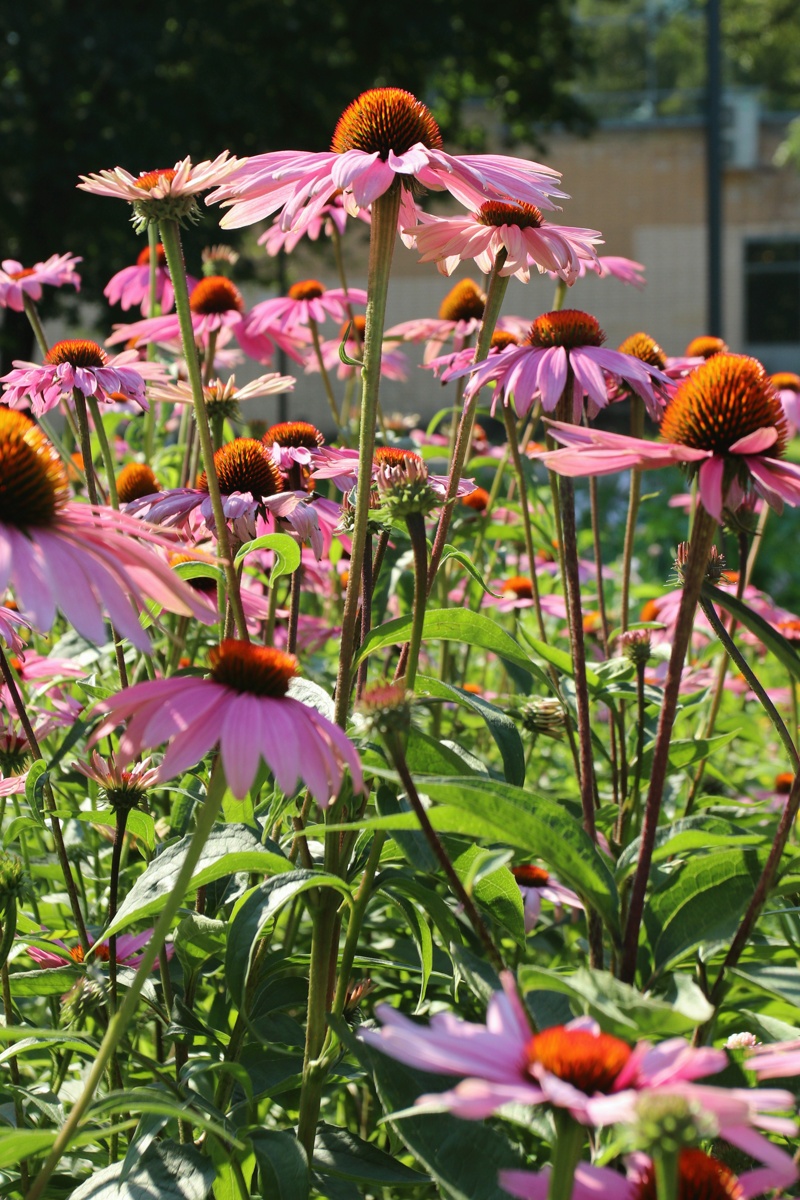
[106,276,309,365]
[103,242,198,315]
[0,409,214,650]
[746,1037,800,1079]
[456,311,669,420]
[771,371,800,435]
[263,421,325,477]
[686,335,728,360]
[308,315,407,382]
[207,87,566,235]
[501,1147,798,1200]
[0,604,28,654]
[74,751,160,802]
[424,327,526,383]
[246,279,367,335]
[146,372,296,420]
[259,193,372,254]
[511,863,584,932]
[90,639,363,803]
[361,974,725,1122]
[311,444,473,499]
[78,154,241,232]
[385,278,487,363]
[1,339,154,418]
[28,928,172,971]
[0,253,82,311]
[407,201,602,284]
[541,355,800,521]
[548,254,647,290]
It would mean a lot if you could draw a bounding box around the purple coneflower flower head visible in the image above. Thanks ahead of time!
[247,278,367,335]
[0,253,81,311]
[771,370,800,436]
[0,409,214,649]
[1,339,153,418]
[28,928,172,971]
[104,242,198,315]
[385,278,487,363]
[207,87,566,235]
[0,604,28,654]
[91,639,363,803]
[549,254,646,290]
[107,276,309,366]
[311,444,474,500]
[259,193,372,254]
[511,863,584,932]
[542,354,800,522]
[407,200,602,284]
[308,315,407,382]
[78,155,242,232]
[74,751,160,807]
[458,310,669,420]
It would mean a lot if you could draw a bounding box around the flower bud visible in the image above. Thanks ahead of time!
[618,628,652,666]
[375,455,437,520]
[520,697,566,738]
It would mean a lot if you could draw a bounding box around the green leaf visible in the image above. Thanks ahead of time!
[453,845,525,947]
[375,785,438,872]
[171,561,225,591]
[25,760,48,827]
[313,1124,428,1187]
[703,582,800,681]
[354,608,549,689]
[174,914,227,975]
[731,964,800,1008]
[226,871,351,1006]
[639,731,738,775]
[68,1139,215,1200]
[8,967,80,997]
[406,728,473,777]
[250,1129,309,1200]
[415,776,620,942]
[235,532,302,586]
[644,849,765,975]
[68,810,156,852]
[616,816,764,880]
[416,676,526,786]
[440,545,502,597]
[390,894,433,1009]
[517,966,713,1037]
[104,825,292,938]
[0,1130,58,1168]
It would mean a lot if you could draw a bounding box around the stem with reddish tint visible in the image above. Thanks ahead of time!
[159,217,248,641]
[503,405,548,642]
[619,506,717,983]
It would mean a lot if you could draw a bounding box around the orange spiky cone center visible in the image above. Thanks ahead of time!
[331,88,443,158]
[288,279,326,301]
[134,168,177,192]
[209,640,297,697]
[136,243,167,267]
[45,339,107,368]
[198,438,283,498]
[660,354,787,455]
[0,408,69,527]
[618,332,667,370]
[263,422,324,450]
[477,200,544,229]
[634,1149,744,1200]
[527,310,605,350]
[512,865,551,886]
[116,462,160,504]
[438,278,486,322]
[526,1025,632,1093]
[502,576,534,600]
[189,276,244,315]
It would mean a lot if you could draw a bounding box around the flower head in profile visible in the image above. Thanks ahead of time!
[0,253,81,312]
[104,243,198,315]
[311,443,473,500]
[246,279,367,335]
[548,254,647,290]
[259,192,372,254]
[456,310,669,420]
[385,278,488,363]
[542,354,800,521]
[771,370,800,435]
[78,154,242,232]
[360,973,725,1123]
[74,752,159,810]
[0,409,214,650]
[685,334,728,359]
[310,315,408,381]
[91,639,363,803]
[147,372,296,424]
[107,276,309,365]
[1,339,155,418]
[407,201,602,283]
[207,87,566,235]
[511,863,583,932]
[28,928,172,972]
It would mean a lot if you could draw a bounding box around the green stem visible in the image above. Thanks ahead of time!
[332,186,401,728]
[620,397,645,634]
[427,252,509,592]
[144,225,159,460]
[403,512,428,691]
[653,1152,679,1200]
[85,393,119,509]
[331,832,385,1017]
[309,316,342,434]
[503,405,547,642]
[546,1113,584,1200]
[72,390,101,506]
[21,293,49,358]
[158,218,248,641]
[24,766,226,1200]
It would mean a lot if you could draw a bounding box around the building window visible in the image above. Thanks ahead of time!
[744,239,800,344]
